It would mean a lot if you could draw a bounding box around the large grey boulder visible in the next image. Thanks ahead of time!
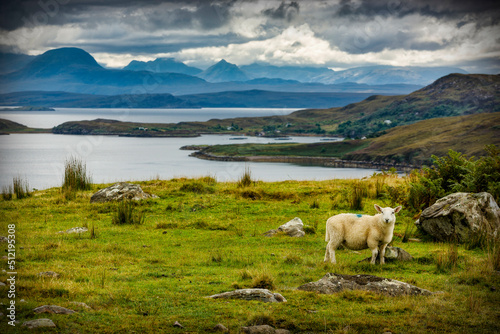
[415,192,500,242]
[297,273,434,296]
[265,217,305,237]
[207,288,287,303]
[90,182,157,203]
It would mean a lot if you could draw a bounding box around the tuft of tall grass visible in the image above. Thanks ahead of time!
[2,185,13,200]
[13,176,30,199]
[487,235,500,271]
[401,217,416,243]
[349,180,366,210]
[62,156,92,192]
[112,201,145,225]
[251,272,275,290]
[435,242,459,273]
[238,167,253,188]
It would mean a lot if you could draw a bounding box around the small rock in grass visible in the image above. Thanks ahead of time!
[37,271,60,278]
[173,321,184,328]
[21,318,56,329]
[33,305,75,314]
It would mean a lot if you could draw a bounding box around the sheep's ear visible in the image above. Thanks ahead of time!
[394,206,402,213]
[374,204,383,213]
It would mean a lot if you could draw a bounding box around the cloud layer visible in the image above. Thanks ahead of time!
[0,0,499,72]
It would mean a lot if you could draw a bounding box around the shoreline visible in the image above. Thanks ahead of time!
[189,149,417,172]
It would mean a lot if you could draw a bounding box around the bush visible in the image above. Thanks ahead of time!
[390,146,500,213]
[62,157,92,191]
[112,201,145,225]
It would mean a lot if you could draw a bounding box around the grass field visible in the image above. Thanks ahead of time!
[1,175,499,333]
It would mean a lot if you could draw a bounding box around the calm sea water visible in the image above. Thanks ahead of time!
[0,108,379,190]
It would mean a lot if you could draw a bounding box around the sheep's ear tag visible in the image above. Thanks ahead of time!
[355,214,362,218]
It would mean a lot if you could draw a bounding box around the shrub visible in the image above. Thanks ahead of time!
[415,146,500,207]
[62,157,92,191]
[112,201,145,225]
[13,176,30,199]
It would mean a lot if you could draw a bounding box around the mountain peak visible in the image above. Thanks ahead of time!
[198,59,249,83]
[20,47,102,78]
[123,57,202,75]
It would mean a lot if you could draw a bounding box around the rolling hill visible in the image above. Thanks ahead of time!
[191,112,500,167]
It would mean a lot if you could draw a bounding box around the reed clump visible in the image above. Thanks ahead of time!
[112,201,145,225]
[62,156,92,192]
[13,176,30,199]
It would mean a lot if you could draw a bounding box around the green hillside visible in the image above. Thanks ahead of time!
[168,73,500,138]
[199,112,500,167]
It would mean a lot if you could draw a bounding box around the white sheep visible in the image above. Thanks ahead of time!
[324,204,402,264]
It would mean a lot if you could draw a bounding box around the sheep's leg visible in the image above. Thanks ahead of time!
[379,243,388,265]
[324,244,331,263]
[324,240,340,264]
[369,247,379,264]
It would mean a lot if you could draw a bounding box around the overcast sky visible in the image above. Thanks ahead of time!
[0,0,499,72]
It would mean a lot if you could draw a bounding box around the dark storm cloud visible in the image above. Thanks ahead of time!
[333,0,500,20]
[262,1,299,22]
[0,0,236,31]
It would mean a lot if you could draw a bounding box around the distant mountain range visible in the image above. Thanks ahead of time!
[0,47,424,98]
[0,47,474,110]
[123,56,467,86]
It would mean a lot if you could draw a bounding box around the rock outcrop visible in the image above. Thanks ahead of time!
[297,273,434,296]
[33,305,75,314]
[90,182,158,203]
[415,192,500,242]
[264,217,305,237]
[207,288,287,303]
[21,319,57,329]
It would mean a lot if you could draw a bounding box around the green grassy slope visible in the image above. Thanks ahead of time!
[1,178,498,333]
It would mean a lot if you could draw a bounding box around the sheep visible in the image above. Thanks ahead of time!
[324,204,402,265]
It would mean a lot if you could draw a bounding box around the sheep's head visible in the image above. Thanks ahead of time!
[374,204,402,224]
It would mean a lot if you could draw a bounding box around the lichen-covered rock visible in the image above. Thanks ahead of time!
[33,305,75,314]
[90,182,158,203]
[57,227,88,234]
[297,273,433,296]
[415,192,500,242]
[37,271,60,278]
[21,318,56,329]
[265,217,305,237]
[360,246,413,263]
[207,288,287,303]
